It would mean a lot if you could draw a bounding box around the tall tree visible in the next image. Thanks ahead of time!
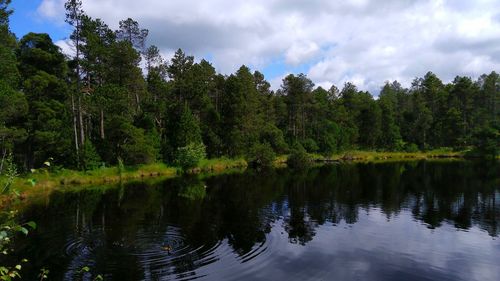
[281,74,314,142]
[378,82,402,149]
[17,33,72,168]
[116,18,148,52]
[65,0,85,154]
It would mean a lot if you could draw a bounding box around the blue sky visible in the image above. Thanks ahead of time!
[8,0,500,93]
[8,0,293,89]
[10,0,69,41]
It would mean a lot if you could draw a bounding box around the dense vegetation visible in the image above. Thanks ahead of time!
[1,0,500,174]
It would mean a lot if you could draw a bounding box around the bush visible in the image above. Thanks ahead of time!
[175,142,206,171]
[287,143,311,169]
[301,138,319,153]
[404,143,419,153]
[247,142,276,167]
[471,126,499,159]
[81,140,102,171]
[260,124,288,153]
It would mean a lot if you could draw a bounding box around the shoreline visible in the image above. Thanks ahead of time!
[1,151,470,207]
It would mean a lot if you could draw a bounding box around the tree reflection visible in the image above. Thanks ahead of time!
[10,161,500,280]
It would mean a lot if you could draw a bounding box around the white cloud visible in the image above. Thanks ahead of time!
[55,39,74,57]
[37,0,500,93]
[285,41,320,66]
[37,0,65,22]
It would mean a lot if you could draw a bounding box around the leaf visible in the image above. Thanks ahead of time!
[26,222,36,230]
[19,227,28,235]
[14,265,21,270]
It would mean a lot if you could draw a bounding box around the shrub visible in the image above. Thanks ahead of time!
[301,138,319,153]
[404,143,419,153]
[175,142,206,171]
[287,143,311,169]
[471,126,499,159]
[247,142,276,167]
[81,140,102,171]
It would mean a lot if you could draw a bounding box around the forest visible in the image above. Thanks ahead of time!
[1,0,500,173]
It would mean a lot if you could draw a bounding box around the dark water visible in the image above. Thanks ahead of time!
[7,161,500,280]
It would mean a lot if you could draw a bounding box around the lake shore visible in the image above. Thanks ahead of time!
[1,158,247,206]
[313,150,466,163]
[1,150,467,207]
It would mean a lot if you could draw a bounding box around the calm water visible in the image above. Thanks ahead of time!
[7,161,500,280]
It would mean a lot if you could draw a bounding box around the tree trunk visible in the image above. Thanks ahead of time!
[135,92,141,113]
[100,109,105,139]
[71,93,80,154]
[78,95,85,146]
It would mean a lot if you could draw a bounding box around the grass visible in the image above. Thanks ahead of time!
[317,148,466,163]
[197,157,247,172]
[3,158,247,196]
[0,158,249,208]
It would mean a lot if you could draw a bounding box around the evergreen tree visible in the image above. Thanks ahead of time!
[17,33,72,168]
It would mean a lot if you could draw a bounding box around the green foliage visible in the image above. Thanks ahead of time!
[404,143,419,153]
[0,155,35,281]
[175,142,206,171]
[38,268,49,280]
[0,153,16,194]
[117,157,124,177]
[300,138,319,153]
[287,143,311,169]
[80,140,102,171]
[246,142,276,168]
[175,105,202,147]
[471,126,500,159]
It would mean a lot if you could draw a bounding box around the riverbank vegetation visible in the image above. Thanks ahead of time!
[1,0,500,178]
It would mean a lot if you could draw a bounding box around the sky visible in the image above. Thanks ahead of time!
[8,0,500,94]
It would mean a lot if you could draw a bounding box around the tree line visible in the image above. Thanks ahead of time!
[1,0,500,172]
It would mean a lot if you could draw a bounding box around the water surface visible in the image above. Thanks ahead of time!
[8,161,500,280]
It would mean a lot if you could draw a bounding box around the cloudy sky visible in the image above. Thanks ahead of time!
[9,0,500,93]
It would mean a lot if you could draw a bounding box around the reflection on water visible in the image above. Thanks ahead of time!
[6,161,500,280]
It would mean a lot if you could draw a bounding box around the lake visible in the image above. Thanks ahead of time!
[8,161,500,280]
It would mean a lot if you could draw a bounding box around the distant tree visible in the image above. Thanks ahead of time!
[220,66,263,156]
[378,82,402,149]
[65,0,85,153]
[281,74,314,142]
[116,18,148,51]
[472,126,500,159]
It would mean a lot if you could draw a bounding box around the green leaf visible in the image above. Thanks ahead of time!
[81,266,90,272]
[20,227,28,235]
[26,222,36,230]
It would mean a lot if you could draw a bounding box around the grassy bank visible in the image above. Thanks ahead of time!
[3,158,247,193]
[0,151,468,207]
[312,149,466,163]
